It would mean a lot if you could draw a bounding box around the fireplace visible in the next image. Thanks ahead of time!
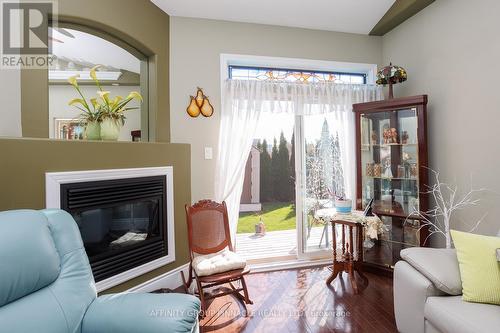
[61,176,167,282]
[46,167,175,291]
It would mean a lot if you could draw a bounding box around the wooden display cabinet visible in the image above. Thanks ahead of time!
[353,95,428,274]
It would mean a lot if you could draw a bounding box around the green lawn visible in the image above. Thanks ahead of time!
[237,202,296,233]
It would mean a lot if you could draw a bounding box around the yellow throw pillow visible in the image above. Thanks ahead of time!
[451,230,500,305]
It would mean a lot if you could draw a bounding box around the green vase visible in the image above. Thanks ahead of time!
[84,121,101,140]
[100,118,122,141]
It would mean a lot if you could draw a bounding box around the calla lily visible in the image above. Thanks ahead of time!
[68,75,79,87]
[97,90,110,102]
[126,91,143,102]
[68,98,85,106]
[90,98,99,109]
[111,95,123,108]
[89,65,102,81]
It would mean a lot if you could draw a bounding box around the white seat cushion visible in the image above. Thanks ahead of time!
[425,296,500,333]
[192,249,246,277]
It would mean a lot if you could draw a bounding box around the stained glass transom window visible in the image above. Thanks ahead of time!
[229,65,366,84]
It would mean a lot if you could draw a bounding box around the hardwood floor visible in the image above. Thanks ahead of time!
[197,265,397,333]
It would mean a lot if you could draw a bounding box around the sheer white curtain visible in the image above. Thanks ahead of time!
[215,79,383,241]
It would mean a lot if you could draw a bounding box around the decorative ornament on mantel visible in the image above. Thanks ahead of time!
[376,63,407,99]
[186,87,214,117]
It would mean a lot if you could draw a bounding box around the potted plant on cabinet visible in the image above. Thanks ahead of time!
[67,65,143,141]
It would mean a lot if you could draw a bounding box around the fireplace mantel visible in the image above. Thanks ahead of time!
[45,167,175,292]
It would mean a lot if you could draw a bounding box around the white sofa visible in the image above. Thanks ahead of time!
[394,248,500,333]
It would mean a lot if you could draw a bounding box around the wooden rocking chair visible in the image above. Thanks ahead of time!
[181,200,253,317]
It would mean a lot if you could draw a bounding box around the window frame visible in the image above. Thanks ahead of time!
[228,65,367,84]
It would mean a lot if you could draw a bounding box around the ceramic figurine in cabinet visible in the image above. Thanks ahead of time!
[366,162,374,177]
[383,128,391,144]
[397,165,405,178]
[401,131,409,144]
[410,164,418,178]
[390,128,398,143]
[382,158,393,178]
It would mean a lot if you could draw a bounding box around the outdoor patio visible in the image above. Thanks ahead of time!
[235,226,330,260]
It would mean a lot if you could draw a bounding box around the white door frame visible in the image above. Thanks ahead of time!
[220,53,377,260]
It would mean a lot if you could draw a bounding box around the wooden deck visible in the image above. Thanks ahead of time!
[235,226,331,260]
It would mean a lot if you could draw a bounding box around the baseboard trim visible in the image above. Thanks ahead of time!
[127,263,190,293]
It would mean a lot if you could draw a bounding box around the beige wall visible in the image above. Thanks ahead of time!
[170,17,383,202]
[383,0,500,243]
[0,68,21,137]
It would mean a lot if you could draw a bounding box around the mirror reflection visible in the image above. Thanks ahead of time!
[48,27,147,142]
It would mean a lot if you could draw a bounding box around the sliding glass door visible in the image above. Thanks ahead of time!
[236,112,297,261]
[295,113,346,259]
[228,65,367,261]
[235,111,349,261]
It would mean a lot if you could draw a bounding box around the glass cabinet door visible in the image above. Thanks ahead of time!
[360,108,419,215]
[359,107,422,268]
[363,216,421,267]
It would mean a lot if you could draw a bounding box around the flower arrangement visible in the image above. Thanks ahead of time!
[67,65,143,140]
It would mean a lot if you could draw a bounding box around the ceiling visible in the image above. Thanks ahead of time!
[50,28,140,74]
[151,0,396,35]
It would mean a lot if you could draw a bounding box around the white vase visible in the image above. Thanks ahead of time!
[84,121,101,140]
[100,118,122,141]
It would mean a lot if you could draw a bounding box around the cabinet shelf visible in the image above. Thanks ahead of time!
[371,200,424,220]
[373,239,420,247]
[362,143,418,148]
[364,176,418,181]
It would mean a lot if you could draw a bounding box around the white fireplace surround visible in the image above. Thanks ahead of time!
[45,167,175,292]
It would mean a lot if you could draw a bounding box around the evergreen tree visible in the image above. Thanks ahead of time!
[332,133,345,198]
[304,121,346,206]
[317,119,334,198]
[270,138,280,201]
[277,132,291,202]
[260,139,272,202]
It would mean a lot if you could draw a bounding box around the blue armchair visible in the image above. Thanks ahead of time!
[0,209,200,333]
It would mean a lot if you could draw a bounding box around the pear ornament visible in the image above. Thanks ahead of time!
[200,97,214,117]
[186,95,201,117]
[195,88,204,107]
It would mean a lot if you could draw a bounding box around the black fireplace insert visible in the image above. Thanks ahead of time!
[60,176,168,282]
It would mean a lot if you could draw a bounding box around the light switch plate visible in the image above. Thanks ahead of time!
[204,147,213,160]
